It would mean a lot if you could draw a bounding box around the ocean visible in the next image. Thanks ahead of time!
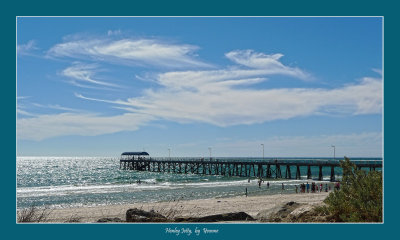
[16,156,382,209]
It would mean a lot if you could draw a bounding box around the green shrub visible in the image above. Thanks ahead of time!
[324,157,382,222]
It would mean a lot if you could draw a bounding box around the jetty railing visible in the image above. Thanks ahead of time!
[119,157,382,182]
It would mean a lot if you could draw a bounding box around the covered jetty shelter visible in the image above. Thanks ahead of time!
[120,152,149,161]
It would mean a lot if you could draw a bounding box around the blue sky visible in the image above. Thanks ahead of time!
[17,17,383,157]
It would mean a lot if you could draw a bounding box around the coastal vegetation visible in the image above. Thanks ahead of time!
[322,157,383,222]
[17,205,51,223]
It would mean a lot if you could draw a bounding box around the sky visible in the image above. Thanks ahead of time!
[16,17,383,158]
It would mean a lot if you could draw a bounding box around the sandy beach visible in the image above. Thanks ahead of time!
[43,192,329,223]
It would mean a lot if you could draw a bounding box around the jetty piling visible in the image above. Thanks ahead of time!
[119,153,382,182]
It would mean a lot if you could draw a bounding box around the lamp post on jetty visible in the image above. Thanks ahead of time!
[261,144,264,160]
[208,147,212,160]
[331,145,336,160]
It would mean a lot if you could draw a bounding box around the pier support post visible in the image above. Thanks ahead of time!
[260,165,264,178]
[285,165,292,179]
[275,165,281,179]
[318,166,323,181]
[266,164,271,178]
[296,166,301,179]
[307,166,312,179]
[330,166,335,182]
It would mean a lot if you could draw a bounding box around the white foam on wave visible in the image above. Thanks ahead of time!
[17,177,330,198]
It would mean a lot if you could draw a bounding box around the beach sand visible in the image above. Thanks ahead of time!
[44,192,329,223]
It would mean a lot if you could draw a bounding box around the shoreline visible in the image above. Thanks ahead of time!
[40,192,329,223]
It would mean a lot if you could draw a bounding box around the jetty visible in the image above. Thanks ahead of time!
[119,152,382,182]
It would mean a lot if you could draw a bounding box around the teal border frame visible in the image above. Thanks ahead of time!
[5,0,397,239]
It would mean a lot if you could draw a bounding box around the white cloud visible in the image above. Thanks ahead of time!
[17,40,38,55]
[95,70,382,127]
[62,63,120,88]
[225,50,309,80]
[17,109,36,117]
[17,112,154,141]
[18,47,382,141]
[48,37,211,68]
[31,103,83,112]
[107,30,121,36]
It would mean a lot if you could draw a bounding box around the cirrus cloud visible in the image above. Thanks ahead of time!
[62,63,120,88]
[48,37,211,69]
[17,112,154,141]
[18,46,382,141]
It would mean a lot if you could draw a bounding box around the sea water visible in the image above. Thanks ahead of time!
[16,156,381,209]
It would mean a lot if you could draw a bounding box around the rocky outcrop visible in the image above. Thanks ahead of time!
[125,208,167,222]
[256,201,331,222]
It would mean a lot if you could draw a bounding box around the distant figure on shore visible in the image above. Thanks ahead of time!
[282,183,284,190]
[258,178,262,188]
[325,184,328,192]
[320,184,323,192]
[248,178,250,183]
[295,185,298,193]
[306,182,310,193]
[267,182,270,188]
[245,187,248,197]
[137,179,141,184]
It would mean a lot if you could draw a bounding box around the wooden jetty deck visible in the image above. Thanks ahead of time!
[120,153,382,182]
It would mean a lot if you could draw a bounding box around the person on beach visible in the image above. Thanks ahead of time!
[320,184,323,192]
[325,184,328,192]
[306,182,310,193]
[335,182,340,191]
[248,178,250,183]
[245,187,248,197]
[295,185,298,193]
[282,183,284,190]
[267,182,270,188]
[258,178,262,188]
